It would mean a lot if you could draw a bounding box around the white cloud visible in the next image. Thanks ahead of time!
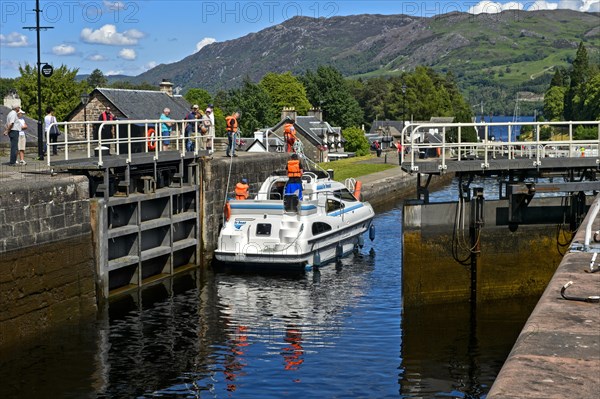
[88,54,107,61]
[103,1,126,11]
[527,1,559,10]
[118,48,136,60]
[81,24,144,45]
[196,37,216,52]
[106,70,124,76]
[582,0,600,11]
[144,61,158,70]
[0,32,29,47]
[469,0,594,13]
[52,44,76,56]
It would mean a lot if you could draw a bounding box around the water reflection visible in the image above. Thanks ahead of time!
[0,204,537,398]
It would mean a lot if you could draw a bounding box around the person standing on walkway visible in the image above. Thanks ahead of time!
[160,108,173,151]
[17,109,27,165]
[45,106,59,156]
[225,111,240,157]
[284,120,296,152]
[205,105,215,153]
[184,105,199,152]
[3,104,22,166]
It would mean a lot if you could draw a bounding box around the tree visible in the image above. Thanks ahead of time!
[86,69,107,88]
[0,77,17,101]
[184,88,212,110]
[15,64,89,122]
[543,86,566,121]
[564,42,591,120]
[259,72,311,115]
[581,73,600,120]
[224,78,278,136]
[300,66,363,129]
[341,126,370,156]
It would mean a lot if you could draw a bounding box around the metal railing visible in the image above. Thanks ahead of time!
[400,120,600,172]
[46,118,214,167]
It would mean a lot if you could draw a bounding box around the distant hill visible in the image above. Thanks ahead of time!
[131,10,599,113]
[76,74,134,84]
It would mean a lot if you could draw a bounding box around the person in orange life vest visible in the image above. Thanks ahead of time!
[225,111,240,157]
[96,106,117,142]
[283,120,296,152]
[235,178,249,200]
[285,153,304,200]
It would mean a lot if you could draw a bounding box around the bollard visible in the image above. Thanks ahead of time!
[384,153,387,164]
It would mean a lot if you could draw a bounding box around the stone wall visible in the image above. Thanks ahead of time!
[200,153,289,259]
[0,175,96,348]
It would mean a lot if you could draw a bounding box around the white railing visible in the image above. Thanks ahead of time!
[400,120,600,172]
[45,118,214,167]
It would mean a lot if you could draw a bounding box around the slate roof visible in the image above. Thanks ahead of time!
[65,88,191,121]
[369,120,405,135]
[271,115,342,146]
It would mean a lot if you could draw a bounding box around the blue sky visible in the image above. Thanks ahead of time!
[1,0,598,79]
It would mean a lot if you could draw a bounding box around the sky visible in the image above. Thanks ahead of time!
[1,0,598,79]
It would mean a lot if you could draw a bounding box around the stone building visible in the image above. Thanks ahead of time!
[64,79,191,139]
[268,107,343,162]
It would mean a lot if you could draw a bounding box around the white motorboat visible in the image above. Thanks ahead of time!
[215,169,375,269]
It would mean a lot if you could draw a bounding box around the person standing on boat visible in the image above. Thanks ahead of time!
[225,111,240,157]
[283,120,296,153]
[285,153,304,200]
[235,178,250,200]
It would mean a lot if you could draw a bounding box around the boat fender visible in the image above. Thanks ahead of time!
[369,224,375,241]
[354,180,362,200]
[313,252,321,267]
[147,128,156,151]
[224,202,231,221]
[358,234,364,248]
[336,243,343,259]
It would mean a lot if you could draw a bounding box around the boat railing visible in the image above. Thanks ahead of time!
[46,118,214,167]
[400,120,600,172]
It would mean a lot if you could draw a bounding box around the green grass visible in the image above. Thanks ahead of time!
[318,155,396,182]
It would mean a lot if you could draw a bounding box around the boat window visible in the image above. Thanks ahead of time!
[333,188,357,202]
[326,199,343,213]
[256,223,272,236]
[312,222,332,235]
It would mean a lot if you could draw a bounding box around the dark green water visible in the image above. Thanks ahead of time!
[0,204,538,398]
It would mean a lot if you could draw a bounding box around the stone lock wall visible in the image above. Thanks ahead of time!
[200,153,289,259]
[0,174,96,348]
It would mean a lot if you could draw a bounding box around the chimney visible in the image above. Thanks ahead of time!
[159,79,173,97]
[281,106,297,121]
[308,107,322,122]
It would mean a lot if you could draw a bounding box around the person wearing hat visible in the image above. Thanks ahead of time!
[204,105,215,153]
[235,178,249,200]
[3,104,23,166]
[225,111,240,157]
[16,109,28,165]
[184,105,200,152]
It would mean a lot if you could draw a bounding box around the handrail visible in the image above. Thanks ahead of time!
[584,200,600,250]
[46,118,214,166]
[400,120,600,173]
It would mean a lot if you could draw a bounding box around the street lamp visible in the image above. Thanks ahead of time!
[80,92,90,137]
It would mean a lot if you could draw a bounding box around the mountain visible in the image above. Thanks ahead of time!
[133,10,599,110]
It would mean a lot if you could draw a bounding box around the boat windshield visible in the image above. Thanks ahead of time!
[333,188,358,202]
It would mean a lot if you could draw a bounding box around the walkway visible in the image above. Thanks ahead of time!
[488,197,600,398]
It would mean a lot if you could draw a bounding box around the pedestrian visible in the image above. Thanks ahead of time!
[97,106,116,143]
[45,106,60,156]
[374,140,382,157]
[160,108,173,151]
[3,104,22,166]
[284,119,296,152]
[235,178,249,200]
[185,105,199,152]
[204,105,215,153]
[17,109,27,165]
[395,139,403,165]
[285,153,304,200]
[225,111,240,157]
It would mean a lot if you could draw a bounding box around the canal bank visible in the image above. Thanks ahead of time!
[488,195,600,398]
